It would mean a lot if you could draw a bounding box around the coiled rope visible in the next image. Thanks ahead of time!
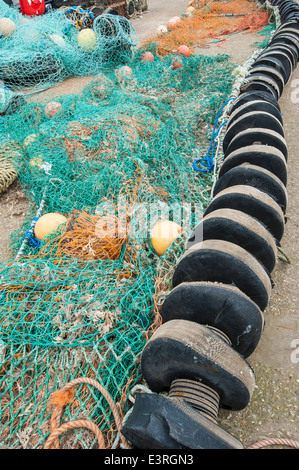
[0,154,17,193]
[45,379,299,450]
[44,377,132,449]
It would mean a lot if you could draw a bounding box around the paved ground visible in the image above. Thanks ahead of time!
[0,0,298,448]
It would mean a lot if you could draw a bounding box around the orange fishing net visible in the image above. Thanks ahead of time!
[57,209,127,261]
[142,0,271,56]
[56,161,143,262]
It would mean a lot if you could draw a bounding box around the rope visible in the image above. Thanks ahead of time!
[0,155,17,194]
[44,376,132,450]
[192,98,235,173]
[15,186,47,259]
[111,384,153,449]
[277,246,291,264]
[15,178,62,259]
[44,420,106,449]
[247,438,299,449]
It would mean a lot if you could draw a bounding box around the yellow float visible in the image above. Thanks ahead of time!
[0,18,16,37]
[34,213,67,241]
[78,29,97,51]
[150,220,183,256]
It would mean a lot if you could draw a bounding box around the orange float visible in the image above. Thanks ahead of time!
[176,45,191,58]
[186,6,195,14]
[141,51,154,62]
[167,16,181,30]
[34,213,67,241]
[44,101,62,118]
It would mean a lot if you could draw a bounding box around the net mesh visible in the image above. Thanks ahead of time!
[0,0,272,449]
[143,0,271,56]
[0,3,137,93]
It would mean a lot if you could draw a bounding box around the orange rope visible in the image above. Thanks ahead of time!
[45,420,106,449]
[44,377,132,449]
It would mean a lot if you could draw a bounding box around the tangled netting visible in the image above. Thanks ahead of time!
[0,1,137,93]
[0,49,238,448]
[0,0,274,449]
[144,0,272,56]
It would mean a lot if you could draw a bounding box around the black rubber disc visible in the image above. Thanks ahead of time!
[261,45,297,69]
[272,25,299,42]
[223,111,284,153]
[281,11,299,23]
[227,100,283,126]
[253,56,289,84]
[246,66,285,96]
[286,15,299,22]
[276,22,299,35]
[204,185,285,242]
[160,282,264,357]
[271,30,299,43]
[267,41,298,67]
[266,38,298,59]
[224,128,288,161]
[270,40,299,65]
[141,320,256,409]
[273,27,299,40]
[240,79,279,99]
[220,144,287,185]
[269,34,299,57]
[241,74,281,99]
[229,90,281,114]
[186,208,277,272]
[121,392,244,449]
[257,49,294,75]
[213,163,288,213]
[172,239,272,311]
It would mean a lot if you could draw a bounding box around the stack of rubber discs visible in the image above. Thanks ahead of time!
[121,0,298,449]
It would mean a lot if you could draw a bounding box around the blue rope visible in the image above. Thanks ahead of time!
[193,97,236,173]
[26,234,41,249]
[23,216,41,249]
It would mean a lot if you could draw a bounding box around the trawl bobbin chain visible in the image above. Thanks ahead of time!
[121,0,298,449]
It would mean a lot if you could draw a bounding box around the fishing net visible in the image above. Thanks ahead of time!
[0,50,237,448]
[0,2,137,93]
[144,0,272,56]
[0,0,272,450]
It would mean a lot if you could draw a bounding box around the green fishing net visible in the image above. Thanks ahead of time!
[0,31,238,447]
[0,1,137,93]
